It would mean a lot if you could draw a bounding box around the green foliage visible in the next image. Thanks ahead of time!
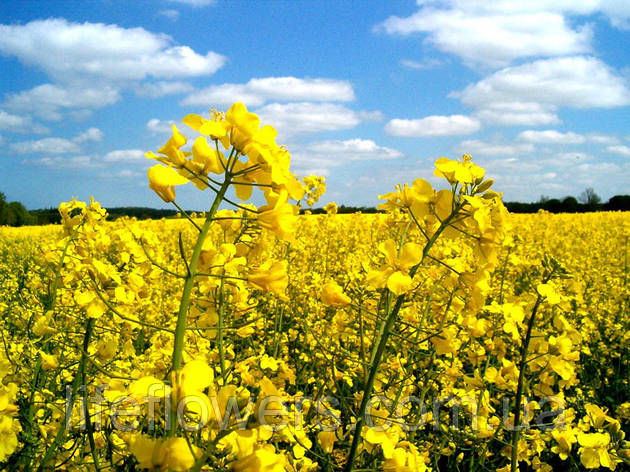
[0,192,35,226]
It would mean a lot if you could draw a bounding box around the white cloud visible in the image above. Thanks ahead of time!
[23,155,94,168]
[135,81,193,98]
[474,102,560,126]
[358,110,385,122]
[11,127,104,154]
[400,58,444,69]
[11,137,80,154]
[0,110,29,130]
[0,18,225,83]
[99,169,143,179]
[377,6,592,67]
[169,0,214,6]
[101,149,146,162]
[552,152,594,162]
[605,145,630,156]
[456,56,630,109]
[292,139,402,173]
[181,77,355,107]
[385,115,481,137]
[255,102,365,138]
[586,133,619,145]
[4,84,121,121]
[517,129,585,144]
[457,139,535,156]
[147,118,176,135]
[0,109,49,134]
[73,127,104,144]
[158,9,180,21]
[23,148,147,168]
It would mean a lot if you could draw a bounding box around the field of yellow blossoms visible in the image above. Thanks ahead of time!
[0,103,629,472]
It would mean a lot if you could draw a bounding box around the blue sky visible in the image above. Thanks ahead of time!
[1,0,629,210]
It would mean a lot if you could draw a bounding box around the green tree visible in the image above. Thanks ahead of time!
[0,191,6,224]
[579,187,601,206]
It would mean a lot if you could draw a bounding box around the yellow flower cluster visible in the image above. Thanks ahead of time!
[0,104,628,472]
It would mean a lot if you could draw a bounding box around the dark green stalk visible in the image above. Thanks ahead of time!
[169,174,231,434]
[510,295,542,472]
[344,210,457,472]
[37,317,95,471]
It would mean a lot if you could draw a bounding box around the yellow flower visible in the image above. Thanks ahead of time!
[0,416,18,462]
[226,102,261,152]
[321,280,351,308]
[40,352,59,370]
[324,202,338,215]
[577,432,612,469]
[383,441,429,472]
[128,434,160,470]
[551,428,577,460]
[257,189,298,240]
[158,437,198,472]
[156,124,188,166]
[537,283,561,304]
[232,444,286,472]
[147,164,190,203]
[317,430,337,454]
[366,239,422,295]
[191,136,223,175]
[183,112,228,142]
[434,155,485,185]
[248,260,288,298]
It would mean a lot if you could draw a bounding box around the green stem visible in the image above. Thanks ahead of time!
[82,319,100,471]
[37,317,95,471]
[169,176,231,434]
[25,233,74,470]
[217,276,226,384]
[344,210,457,472]
[510,294,542,472]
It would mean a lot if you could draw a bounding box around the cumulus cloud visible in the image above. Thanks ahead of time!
[4,84,121,121]
[23,148,147,168]
[292,139,402,173]
[586,133,619,145]
[0,18,225,83]
[147,118,176,135]
[181,77,355,107]
[101,149,146,162]
[377,5,592,68]
[73,128,104,144]
[134,81,193,98]
[11,137,80,154]
[158,9,180,21]
[255,102,366,138]
[456,56,630,109]
[0,109,49,134]
[474,102,561,126]
[385,115,481,137]
[169,0,214,6]
[99,169,143,179]
[400,58,444,69]
[12,128,103,154]
[606,145,630,156]
[23,155,94,168]
[457,139,535,156]
[517,130,585,144]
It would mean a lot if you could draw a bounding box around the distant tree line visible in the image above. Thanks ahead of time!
[0,192,36,226]
[29,206,180,225]
[505,188,630,213]
[2,188,630,227]
[303,205,380,215]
